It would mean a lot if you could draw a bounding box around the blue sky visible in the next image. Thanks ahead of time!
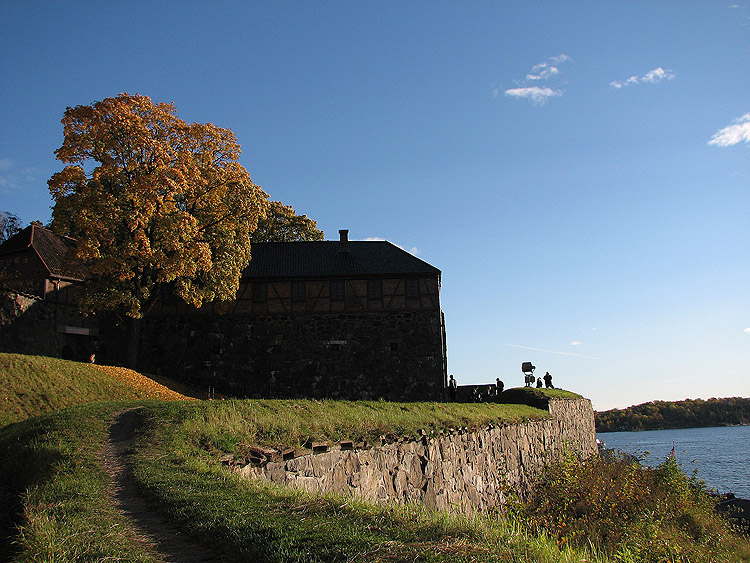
[1,1,748,410]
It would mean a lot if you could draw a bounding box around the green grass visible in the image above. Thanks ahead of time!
[130,417,586,562]
[160,398,549,454]
[2,353,748,562]
[0,401,164,562]
[497,386,582,406]
[7,399,747,562]
[0,353,192,426]
[0,400,594,562]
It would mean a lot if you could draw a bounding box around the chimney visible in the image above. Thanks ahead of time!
[338,229,350,252]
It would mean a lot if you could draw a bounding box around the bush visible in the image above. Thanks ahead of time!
[516,451,750,562]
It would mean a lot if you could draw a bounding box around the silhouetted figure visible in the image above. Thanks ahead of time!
[472,386,481,403]
[448,374,457,402]
[487,385,494,399]
[536,377,543,388]
[543,371,553,389]
[496,378,504,394]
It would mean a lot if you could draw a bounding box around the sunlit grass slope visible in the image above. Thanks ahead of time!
[1,400,590,563]
[167,398,550,453]
[0,353,194,426]
[5,399,748,562]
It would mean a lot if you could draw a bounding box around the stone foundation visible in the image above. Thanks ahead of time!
[139,310,445,401]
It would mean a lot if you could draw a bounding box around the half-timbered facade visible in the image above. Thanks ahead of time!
[141,230,447,401]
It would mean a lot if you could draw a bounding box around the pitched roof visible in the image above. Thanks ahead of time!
[0,225,83,280]
[243,240,441,279]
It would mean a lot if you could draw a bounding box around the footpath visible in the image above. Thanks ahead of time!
[102,408,222,563]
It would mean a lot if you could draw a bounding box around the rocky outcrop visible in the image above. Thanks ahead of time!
[235,398,596,514]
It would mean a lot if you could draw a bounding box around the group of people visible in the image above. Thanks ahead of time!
[448,369,555,402]
[524,371,554,389]
[448,375,504,402]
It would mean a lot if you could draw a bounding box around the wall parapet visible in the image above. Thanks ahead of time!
[232,397,597,514]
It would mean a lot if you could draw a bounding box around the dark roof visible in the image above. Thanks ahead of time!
[243,241,441,279]
[0,225,83,280]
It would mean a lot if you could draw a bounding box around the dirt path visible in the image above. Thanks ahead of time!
[102,408,224,563]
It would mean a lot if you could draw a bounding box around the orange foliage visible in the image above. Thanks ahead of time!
[92,364,196,402]
[48,93,268,318]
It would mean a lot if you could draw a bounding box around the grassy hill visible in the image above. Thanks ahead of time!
[0,353,194,426]
[2,354,749,562]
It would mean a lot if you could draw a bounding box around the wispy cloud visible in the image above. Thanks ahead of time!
[569,341,582,346]
[526,62,560,81]
[504,344,599,360]
[610,67,676,89]
[504,87,563,105]
[0,158,42,194]
[549,54,572,64]
[708,113,750,147]
[502,54,571,105]
[744,327,750,334]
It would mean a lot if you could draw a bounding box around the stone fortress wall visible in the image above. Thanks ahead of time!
[236,398,597,515]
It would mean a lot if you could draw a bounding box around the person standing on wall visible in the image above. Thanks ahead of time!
[544,371,553,389]
[448,374,457,402]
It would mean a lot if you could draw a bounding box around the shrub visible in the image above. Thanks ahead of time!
[516,451,750,562]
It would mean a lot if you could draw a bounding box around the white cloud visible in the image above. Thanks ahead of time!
[610,67,676,89]
[708,113,750,147]
[505,86,563,105]
[550,53,572,64]
[570,341,582,346]
[526,63,560,81]
[744,327,750,334]
[500,54,571,105]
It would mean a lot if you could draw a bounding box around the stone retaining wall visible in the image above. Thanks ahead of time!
[236,398,596,514]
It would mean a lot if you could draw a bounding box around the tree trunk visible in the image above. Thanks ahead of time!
[125,316,140,370]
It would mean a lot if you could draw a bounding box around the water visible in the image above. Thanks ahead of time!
[597,425,750,499]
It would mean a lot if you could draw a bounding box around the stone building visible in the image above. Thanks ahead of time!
[140,230,448,401]
[2,227,448,401]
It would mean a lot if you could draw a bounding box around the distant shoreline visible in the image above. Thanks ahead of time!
[596,397,750,433]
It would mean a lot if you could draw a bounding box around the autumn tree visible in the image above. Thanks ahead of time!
[48,93,268,367]
[250,200,324,243]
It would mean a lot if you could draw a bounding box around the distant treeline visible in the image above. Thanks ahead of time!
[596,397,750,432]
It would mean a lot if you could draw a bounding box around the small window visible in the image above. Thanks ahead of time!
[367,279,382,300]
[252,282,267,302]
[292,281,306,302]
[405,278,420,298]
[330,280,344,302]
